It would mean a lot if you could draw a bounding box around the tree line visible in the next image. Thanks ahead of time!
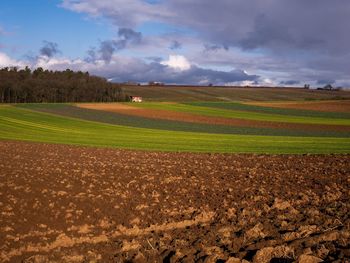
[0,67,129,103]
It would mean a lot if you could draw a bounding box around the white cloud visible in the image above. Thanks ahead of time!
[226,80,256,86]
[161,55,191,71]
[0,52,25,68]
[61,0,173,27]
[259,78,278,87]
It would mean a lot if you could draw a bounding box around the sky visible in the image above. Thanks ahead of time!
[0,0,349,87]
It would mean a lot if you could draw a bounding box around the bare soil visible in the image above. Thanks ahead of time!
[0,141,349,262]
[247,100,350,113]
[78,103,350,132]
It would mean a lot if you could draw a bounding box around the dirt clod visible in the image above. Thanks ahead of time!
[0,141,349,262]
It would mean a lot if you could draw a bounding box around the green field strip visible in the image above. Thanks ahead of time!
[185,101,350,119]
[132,102,350,126]
[16,104,350,138]
[0,116,88,134]
[1,106,350,153]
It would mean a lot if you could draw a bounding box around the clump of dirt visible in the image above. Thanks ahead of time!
[0,141,349,262]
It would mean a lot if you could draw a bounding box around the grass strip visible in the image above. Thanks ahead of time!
[0,106,349,154]
[16,104,350,138]
[186,101,350,119]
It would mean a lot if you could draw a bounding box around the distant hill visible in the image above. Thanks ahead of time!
[122,85,350,102]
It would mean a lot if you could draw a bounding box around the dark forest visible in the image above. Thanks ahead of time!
[0,67,129,103]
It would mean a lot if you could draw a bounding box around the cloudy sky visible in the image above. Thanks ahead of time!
[0,0,349,87]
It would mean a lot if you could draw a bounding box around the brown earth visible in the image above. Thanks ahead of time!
[78,103,350,132]
[0,141,349,262]
[246,100,350,113]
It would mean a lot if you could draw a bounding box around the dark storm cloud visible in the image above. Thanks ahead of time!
[105,61,259,85]
[85,47,97,63]
[63,0,350,52]
[204,44,229,52]
[166,0,350,55]
[145,56,163,62]
[88,28,142,63]
[173,66,258,85]
[99,40,116,63]
[118,28,142,43]
[62,0,350,57]
[280,80,300,85]
[111,27,142,51]
[40,41,60,57]
[239,14,314,50]
[169,40,182,50]
[61,0,350,85]
[167,0,350,85]
[317,79,336,85]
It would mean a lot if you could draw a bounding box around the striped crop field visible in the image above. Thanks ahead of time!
[122,85,350,102]
[0,100,347,153]
[129,102,350,125]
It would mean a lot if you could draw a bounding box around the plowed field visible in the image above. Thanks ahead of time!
[78,103,350,133]
[1,141,349,262]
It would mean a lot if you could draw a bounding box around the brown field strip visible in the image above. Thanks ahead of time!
[0,141,349,262]
[78,103,350,132]
[246,100,350,113]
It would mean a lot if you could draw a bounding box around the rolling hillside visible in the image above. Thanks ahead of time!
[122,85,350,102]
